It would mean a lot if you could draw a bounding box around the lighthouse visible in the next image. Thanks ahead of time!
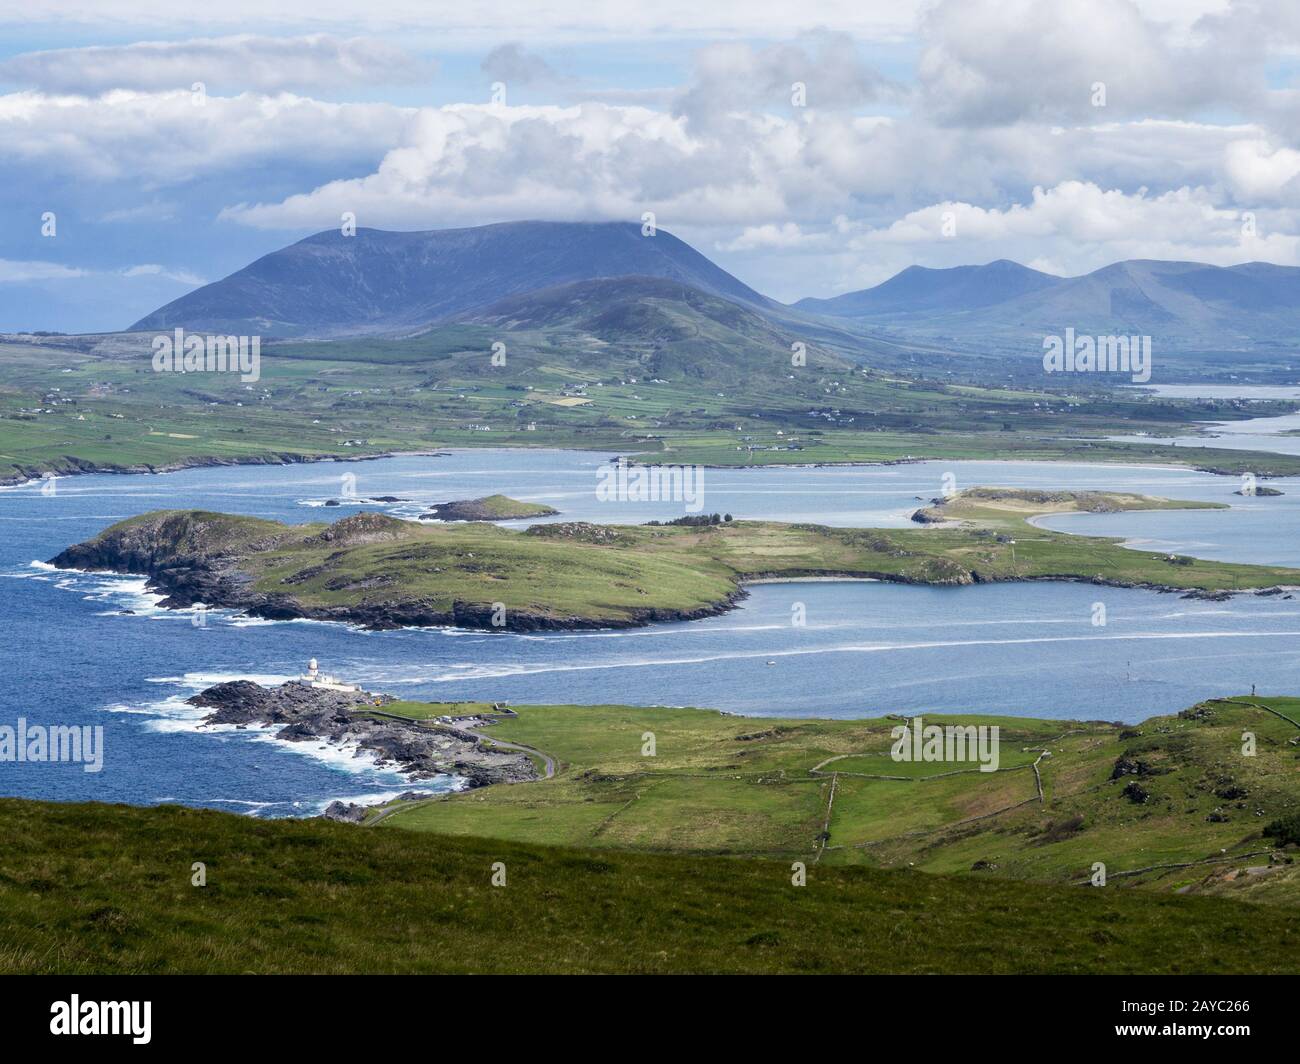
[299,658,360,693]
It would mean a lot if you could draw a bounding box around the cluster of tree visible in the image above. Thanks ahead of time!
[647,513,733,526]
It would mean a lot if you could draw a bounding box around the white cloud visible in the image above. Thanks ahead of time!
[0,259,205,285]
[916,0,1260,127]
[120,263,206,285]
[0,259,86,282]
[0,2,927,45]
[5,0,1300,314]
[0,90,411,184]
[719,223,818,251]
[813,181,1300,294]
[0,35,435,95]
[1224,138,1300,202]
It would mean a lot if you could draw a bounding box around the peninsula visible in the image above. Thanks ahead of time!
[48,488,1300,631]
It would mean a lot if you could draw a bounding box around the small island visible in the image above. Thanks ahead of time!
[421,494,559,521]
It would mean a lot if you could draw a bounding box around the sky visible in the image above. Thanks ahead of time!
[4,0,1300,331]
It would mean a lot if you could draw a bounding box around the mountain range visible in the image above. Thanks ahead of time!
[131,221,1300,357]
[801,259,1300,353]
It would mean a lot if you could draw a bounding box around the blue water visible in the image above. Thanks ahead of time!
[4,448,1300,815]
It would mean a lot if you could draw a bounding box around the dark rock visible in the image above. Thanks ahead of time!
[187,679,538,788]
[1111,755,1158,780]
[1121,781,1150,804]
[322,801,368,823]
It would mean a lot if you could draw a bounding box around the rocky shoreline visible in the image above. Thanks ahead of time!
[47,511,748,632]
[1,448,453,489]
[49,501,1294,633]
[187,679,539,801]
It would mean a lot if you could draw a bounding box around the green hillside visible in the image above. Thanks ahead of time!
[375,696,1300,904]
[0,797,1294,974]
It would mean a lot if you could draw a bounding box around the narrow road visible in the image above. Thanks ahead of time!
[463,727,557,779]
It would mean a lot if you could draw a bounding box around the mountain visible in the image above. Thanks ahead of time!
[451,274,851,383]
[796,260,1057,318]
[130,221,773,339]
[797,258,1300,353]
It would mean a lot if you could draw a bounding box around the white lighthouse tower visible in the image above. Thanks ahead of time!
[299,658,360,692]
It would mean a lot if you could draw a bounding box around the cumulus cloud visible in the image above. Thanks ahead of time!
[916,0,1260,127]
[814,181,1300,293]
[5,0,1300,317]
[212,97,1268,244]
[1224,138,1300,202]
[0,90,411,184]
[0,35,435,94]
[674,32,896,127]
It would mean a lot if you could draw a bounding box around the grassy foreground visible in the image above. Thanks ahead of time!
[0,797,1295,974]
[378,697,1300,904]
[54,489,1300,630]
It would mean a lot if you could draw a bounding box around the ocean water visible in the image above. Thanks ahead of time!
[3,447,1299,814]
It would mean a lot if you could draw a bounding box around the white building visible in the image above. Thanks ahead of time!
[300,658,360,693]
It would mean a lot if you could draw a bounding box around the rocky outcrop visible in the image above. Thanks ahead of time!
[421,494,558,521]
[188,680,538,787]
[322,801,368,823]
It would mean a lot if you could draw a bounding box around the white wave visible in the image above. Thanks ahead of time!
[119,685,417,783]
[145,670,298,689]
[425,627,1300,683]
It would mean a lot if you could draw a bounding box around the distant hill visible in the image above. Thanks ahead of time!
[451,274,841,382]
[797,260,1057,318]
[799,258,1300,353]
[131,221,773,339]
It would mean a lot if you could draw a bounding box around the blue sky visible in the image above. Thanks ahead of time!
[2,0,1300,332]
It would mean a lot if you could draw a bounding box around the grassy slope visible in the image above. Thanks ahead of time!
[379,698,1300,904]
[5,331,1300,483]
[69,490,1300,627]
[1,797,1295,974]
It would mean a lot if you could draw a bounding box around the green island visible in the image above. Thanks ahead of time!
[49,488,1300,630]
[3,692,1296,974]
